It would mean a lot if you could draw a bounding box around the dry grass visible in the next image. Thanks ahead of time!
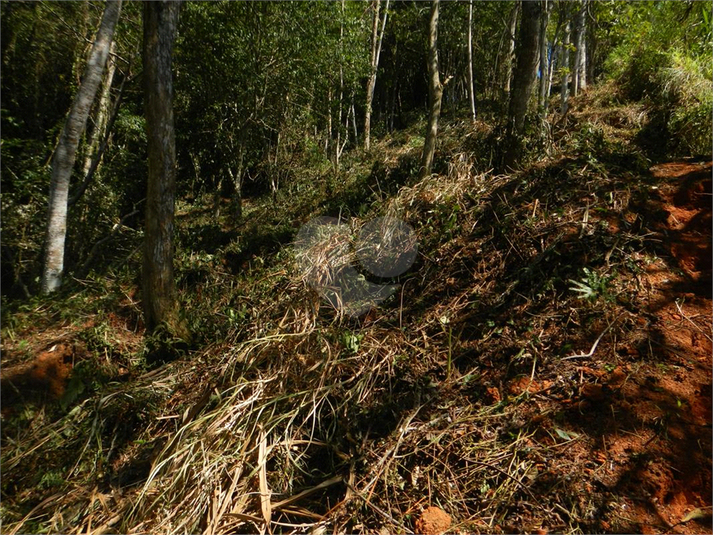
[3,89,703,534]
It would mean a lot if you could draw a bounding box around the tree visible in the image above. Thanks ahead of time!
[467,0,476,122]
[41,0,122,294]
[573,0,587,95]
[364,0,389,151]
[502,2,520,97]
[420,0,443,179]
[142,0,184,337]
[503,0,543,167]
[537,0,551,117]
[561,14,571,115]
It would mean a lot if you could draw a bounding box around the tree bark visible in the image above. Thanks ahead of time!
[41,0,122,294]
[561,18,571,115]
[537,0,550,117]
[545,14,564,109]
[467,0,476,122]
[82,41,117,179]
[573,0,587,96]
[69,68,127,208]
[419,0,442,179]
[142,0,184,336]
[364,0,389,151]
[503,2,520,97]
[503,0,543,168]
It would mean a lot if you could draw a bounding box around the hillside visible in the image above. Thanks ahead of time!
[1,85,711,534]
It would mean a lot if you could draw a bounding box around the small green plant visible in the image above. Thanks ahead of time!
[38,471,66,490]
[342,331,363,354]
[569,267,615,302]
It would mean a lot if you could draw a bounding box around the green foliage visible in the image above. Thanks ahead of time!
[603,1,712,157]
[570,122,608,163]
[569,267,615,302]
[342,330,363,354]
[38,471,66,490]
[658,52,713,156]
[175,1,370,199]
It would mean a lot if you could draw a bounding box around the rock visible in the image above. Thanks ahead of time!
[415,506,451,535]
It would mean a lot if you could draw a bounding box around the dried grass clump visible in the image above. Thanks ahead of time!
[2,98,670,535]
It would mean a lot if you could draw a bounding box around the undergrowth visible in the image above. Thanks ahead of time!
[0,91,707,534]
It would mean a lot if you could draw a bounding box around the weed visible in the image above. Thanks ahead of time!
[342,331,363,354]
[569,267,615,302]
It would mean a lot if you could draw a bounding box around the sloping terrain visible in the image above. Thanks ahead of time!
[1,91,711,534]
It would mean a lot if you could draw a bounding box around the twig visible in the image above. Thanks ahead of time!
[562,316,619,360]
[675,300,713,343]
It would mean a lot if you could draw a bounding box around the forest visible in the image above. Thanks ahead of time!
[1,1,711,533]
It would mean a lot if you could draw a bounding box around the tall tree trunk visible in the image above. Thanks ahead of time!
[503,1,520,97]
[41,0,122,294]
[467,0,476,122]
[586,19,596,85]
[545,15,563,110]
[537,0,550,117]
[561,19,571,115]
[419,0,442,179]
[68,70,127,207]
[142,0,184,337]
[335,0,345,169]
[82,41,117,179]
[503,0,543,168]
[573,0,587,95]
[364,0,389,151]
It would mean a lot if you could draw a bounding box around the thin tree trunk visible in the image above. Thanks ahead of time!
[504,0,543,167]
[537,0,550,117]
[69,69,127,207]
[503,2,520,97]
[82,41,117,179]
[545,16,564,109]
[586,20,596,85]
[364,0,389,151]
[42,0,122,294]
[573,0,587,95]
[545,41,557,111]
[335,0,345,169]
[350,96,358,141]
[561,19,571,115]
[420,0,442,179]
[142,0,184,337]
[467,0,476,122]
